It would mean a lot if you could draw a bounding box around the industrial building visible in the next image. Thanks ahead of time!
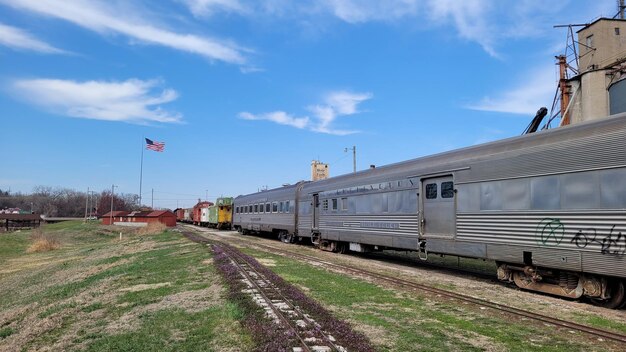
[562,17,626,124]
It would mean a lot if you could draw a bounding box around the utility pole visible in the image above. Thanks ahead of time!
[621,0,625,20]
[110,184,117,225]
[84,186,89,221]
[151,188,154,209]
[345,145,356,173]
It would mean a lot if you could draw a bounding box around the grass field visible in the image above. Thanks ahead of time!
[1,223,624,351]
[0,222,252,351]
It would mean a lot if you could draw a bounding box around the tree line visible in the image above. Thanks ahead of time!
[0,186,141,217]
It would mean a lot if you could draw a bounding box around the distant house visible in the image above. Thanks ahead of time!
[100,211,130,225]
[100,210,176,227]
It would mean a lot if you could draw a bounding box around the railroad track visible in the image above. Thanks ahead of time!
[182,225,626,345]
[180,229,347,352]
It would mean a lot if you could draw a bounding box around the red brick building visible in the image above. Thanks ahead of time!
[100,211,130,225]
[100,210,176,227]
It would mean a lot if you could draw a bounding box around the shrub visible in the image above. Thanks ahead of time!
[136,222,167,235]
[26,228,60,253]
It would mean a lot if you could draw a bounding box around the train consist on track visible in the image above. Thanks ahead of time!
[176,197,233,230]
[230,113,626,308]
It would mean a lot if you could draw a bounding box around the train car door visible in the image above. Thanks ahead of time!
[421,176,456,238]
[312,194,320,230]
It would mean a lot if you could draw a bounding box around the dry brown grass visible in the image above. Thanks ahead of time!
[136,222,167,236]
[26,228,60,253]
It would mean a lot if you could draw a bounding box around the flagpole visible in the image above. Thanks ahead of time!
[139,136,144,207]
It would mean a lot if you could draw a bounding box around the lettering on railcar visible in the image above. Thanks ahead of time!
[534,218,625,256]
[571,225,626,256]
[251,217,261,221]
[535,218,565,247]
[360,222,400,229]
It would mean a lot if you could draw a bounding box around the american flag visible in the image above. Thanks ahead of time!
[145,138,165,152]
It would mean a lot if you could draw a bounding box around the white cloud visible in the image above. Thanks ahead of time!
[0,22,65,54]
[239,90,372,135]
[308,90,372,135]
[467,65,557,115]
[321,0,419,23]
[425,0,497,57]
[180,0,248,17]
[239,66,265,74]
[1,0,246,64]
[12,78,182,124]
[239,111,309,129]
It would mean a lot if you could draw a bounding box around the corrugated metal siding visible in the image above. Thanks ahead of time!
[458,211,626,276]
[459,129,626,183]
[318,214,419,237]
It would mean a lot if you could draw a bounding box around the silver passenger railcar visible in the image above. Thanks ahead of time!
[233,182,308,242]
[296,113,626,307]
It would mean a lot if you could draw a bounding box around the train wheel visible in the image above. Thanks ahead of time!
[590,280,625,309]
[279,231,292,243]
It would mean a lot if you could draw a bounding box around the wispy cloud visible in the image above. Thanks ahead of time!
[177,0,565,57]
[308,91,372,135]
[0,22,66,54]
[12,78,182,124]
[321,0,419,23]
[425,0,496,57]
[180,0,248,17]
[1,0,247,64]
[239,66,265,74]
[239,90,372,135]
[467,65,557,115]
[239,111,309,128]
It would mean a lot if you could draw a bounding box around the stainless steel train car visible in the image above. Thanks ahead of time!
[234,113,626,307]
[233,182,308,242]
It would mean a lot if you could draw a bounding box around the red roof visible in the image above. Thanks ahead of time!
[101,211,129,217]
[147,210,175,217]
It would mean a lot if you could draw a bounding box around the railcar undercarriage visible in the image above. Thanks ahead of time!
[497,263,626,309]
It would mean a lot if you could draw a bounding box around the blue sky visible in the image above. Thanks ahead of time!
[0,0,617,209]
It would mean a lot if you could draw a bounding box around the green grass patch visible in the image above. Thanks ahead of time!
[0,327,15,339]
[84,305,253,352]
[82,302,105,313]
[0,232,30,264]
[0,223,252,351]
[573,313,626,334]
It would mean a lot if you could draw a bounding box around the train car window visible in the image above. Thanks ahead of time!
[341,198,348,210]
[272,202,278,212]
[331,199,338,210]
[278,201,283,212]
[235,207,238,214]
[426,183,437,199]
[322,199,329,211]
[285,201,290,213]
[441,182,454,198]
[382,193,389,213]
[259,203,264,213]
[254,204,258,213]
[265,203,271,213]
